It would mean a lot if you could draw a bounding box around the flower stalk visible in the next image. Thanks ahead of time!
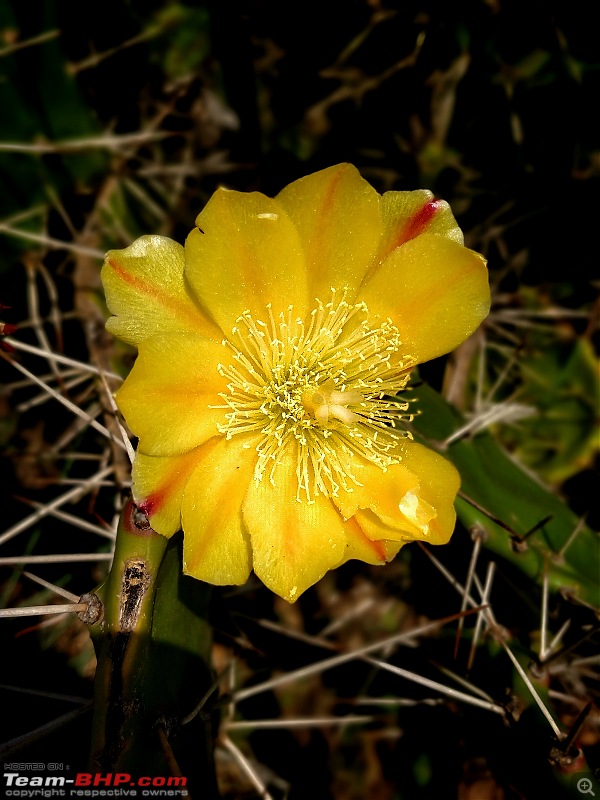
[87,497,218,795]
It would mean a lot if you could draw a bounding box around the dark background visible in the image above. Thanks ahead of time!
[0,2,598,798]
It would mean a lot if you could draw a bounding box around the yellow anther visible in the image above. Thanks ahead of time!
[214,291,416,500]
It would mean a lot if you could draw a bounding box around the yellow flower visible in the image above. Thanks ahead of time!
[102,164,490,602]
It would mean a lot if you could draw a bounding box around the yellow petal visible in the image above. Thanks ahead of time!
[132,447,205,536]
[352,496,457,546]
[102,236,221,347]
[341,516,404,565]
[334,455,419,526]
[115,333,228,456]
[242,442,348,602]
[276,163,381,303]
[181,435,258,586]
[353,509,426,547]
[373,190,464,267]
[359,234,490,364]
[184,189,308,336]
[333,440,460,545]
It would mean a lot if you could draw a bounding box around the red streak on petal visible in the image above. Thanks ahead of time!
[378,199,443,265]
[372,199,443,270]
[137,496,161,517]
[134,479,172,523]
[108,256,161,297]
[137,451,201,520]
[398,199,443,246]
[138,477,181,518]
[107,257,205,330]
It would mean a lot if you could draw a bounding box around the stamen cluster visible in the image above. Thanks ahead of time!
[216,291,416,500]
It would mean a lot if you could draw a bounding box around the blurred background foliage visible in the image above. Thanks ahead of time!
[0,1,598,798]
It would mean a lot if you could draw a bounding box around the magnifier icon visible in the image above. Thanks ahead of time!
[578,778,596,796]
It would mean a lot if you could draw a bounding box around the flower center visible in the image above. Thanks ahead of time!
[216,291,416,500]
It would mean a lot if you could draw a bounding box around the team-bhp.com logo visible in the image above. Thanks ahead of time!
[4,772,187,796]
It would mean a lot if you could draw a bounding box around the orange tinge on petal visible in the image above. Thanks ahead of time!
[243,440,349,603]
[184,188,309,336]
[102,235,221,346]
[341,517,404,567]
[115,333,229,457]
[334,440,460,545]
[359,233,490,364]
[276,163,382,303]
[132,447,206,537]
[181,435,258,586]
